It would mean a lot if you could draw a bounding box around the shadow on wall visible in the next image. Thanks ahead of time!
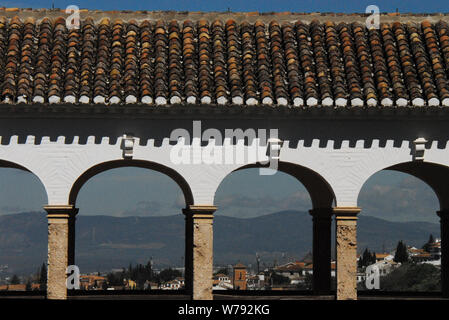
[1,111,449,150]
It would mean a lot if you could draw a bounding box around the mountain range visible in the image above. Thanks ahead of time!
[0,211,440,275]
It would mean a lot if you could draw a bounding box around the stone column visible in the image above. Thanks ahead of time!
[68,208,79,267]
[44,205,78,300]
[334,207,361,300]
[184,210,193,294]
[437,210,449,298]
[183,205,216,300]
[309,208,333,294]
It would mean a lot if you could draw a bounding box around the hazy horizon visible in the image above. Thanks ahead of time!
[0,166,440,224]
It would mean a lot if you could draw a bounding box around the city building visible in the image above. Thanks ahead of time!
[79,274,107,290]
[274,261,305,280]
[246,273,265,290]
[161,278,184,290]
[213,273,233,290]
[428,239,442,260]
[409,247,433,262]
[232,263,247,290]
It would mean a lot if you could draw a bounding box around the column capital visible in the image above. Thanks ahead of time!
[333,207,361,220]
[183,205,217,219]
[44,205,78,220]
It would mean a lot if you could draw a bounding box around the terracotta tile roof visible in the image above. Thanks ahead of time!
[274,261,305,272]
[215,273,228,277]
[412,252,432,258]
[1,12,449,107]
[375,253,391,259]
[233,263,246,268]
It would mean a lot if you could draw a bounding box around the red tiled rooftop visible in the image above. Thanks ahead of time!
[275,261,306,272]
[1,10,449,108]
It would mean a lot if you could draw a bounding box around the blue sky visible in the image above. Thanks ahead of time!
[0,0,444,223]
[1,0,448,13]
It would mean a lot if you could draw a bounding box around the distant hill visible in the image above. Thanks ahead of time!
[0,211,440,275]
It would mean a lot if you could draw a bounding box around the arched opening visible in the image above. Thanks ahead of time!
[69,159,194,207]
[68,161,193,295]
[0,161,48,294]
[212,162,335,295]
[357,163,443,296]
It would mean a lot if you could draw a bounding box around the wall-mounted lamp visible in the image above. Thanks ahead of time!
[413,137,427,161]
[121,134,135,159]
[266,138,284,160]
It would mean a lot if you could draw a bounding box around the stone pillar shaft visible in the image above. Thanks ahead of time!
[44,205,78,300]
[184,212,193,293]
[334,207,361,300]
[68,209,78,266]
[438,210,449,298]
[183,205,216,300]
[309,208,333,294]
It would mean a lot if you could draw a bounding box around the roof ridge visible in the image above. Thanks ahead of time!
[0,8,449,24]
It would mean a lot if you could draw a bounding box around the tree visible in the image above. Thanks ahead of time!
[358,248,377,268]
[158,268,182,283]
[296,273,313,290]
[106,271,124,286]
[214,268,229,276]
[26,280,32,291]
[270,272,290,286]
[394,241,409,263]
[106,260,156,289]
[10,274,20,285]
[39,262,47,291]
[422,234,435,252]
[381,263,440,291]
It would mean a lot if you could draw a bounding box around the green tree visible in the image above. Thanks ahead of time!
[39,262,47,291]
[158,268,182,283]
[381,263,440,291]
[106,260,157,289]
[270,272,290,285]
[10,274,20,285]
[422,234,435,252]
[295,273,312,290]
[214,268,229,276]
[358,248,377,268]
[25,280,32,291]
[106,271,124,286]
[394,241,409,263]
[371,252,377,264]
[125,261,156,289]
